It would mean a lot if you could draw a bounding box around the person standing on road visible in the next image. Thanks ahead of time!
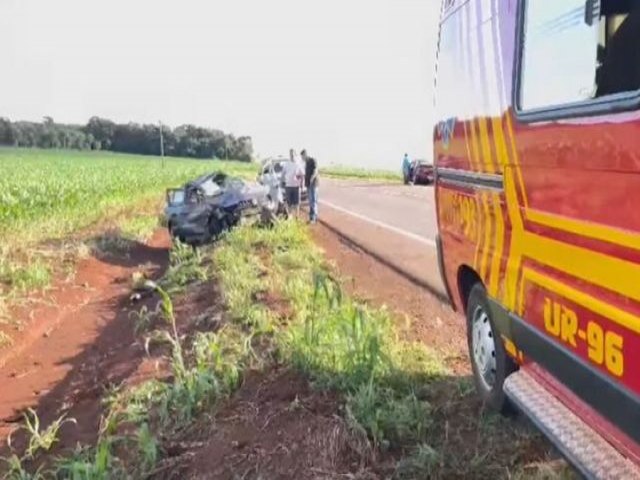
[283,148,304,217]
[301,149,319,223]
[402,153,412,185]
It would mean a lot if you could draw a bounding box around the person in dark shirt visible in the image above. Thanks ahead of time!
[301,149,319,223]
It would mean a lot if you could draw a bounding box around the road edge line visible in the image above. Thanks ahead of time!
[318,199,437,248]
[316,218,450,305]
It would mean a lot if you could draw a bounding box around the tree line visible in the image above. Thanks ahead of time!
[0,116,253,162]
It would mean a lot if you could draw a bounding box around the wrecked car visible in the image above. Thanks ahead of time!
[165,172,274,245]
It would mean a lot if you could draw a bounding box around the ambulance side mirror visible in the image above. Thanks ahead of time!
[584,0,600,26]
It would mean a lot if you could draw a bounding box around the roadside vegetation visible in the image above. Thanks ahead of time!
[1,220,569,479]
[321,165,401,182]
[0,148,255,248]
[0,148,254,330]
[0,147,401,351]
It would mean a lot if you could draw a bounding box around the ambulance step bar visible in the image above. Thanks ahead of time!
[504,370,640,480]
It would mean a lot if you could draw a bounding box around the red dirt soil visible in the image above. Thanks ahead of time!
[0,230,171,453]
[158,368,373,480]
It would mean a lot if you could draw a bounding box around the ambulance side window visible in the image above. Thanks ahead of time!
[518,0,640,112]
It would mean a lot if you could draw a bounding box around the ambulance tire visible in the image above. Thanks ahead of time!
[466,283,517,414]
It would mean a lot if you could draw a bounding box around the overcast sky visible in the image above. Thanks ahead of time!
[1,0,441,169]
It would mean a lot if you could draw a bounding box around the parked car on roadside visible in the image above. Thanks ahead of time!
[257,156,287,186]
[257,156,307,201]
[165,172,271,245]
[411,160,435,185]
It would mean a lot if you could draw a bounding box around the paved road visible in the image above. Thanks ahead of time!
[320,180,438,244]
[317,179,447,300]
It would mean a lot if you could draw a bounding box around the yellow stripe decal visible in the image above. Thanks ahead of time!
[462,121,473,170]
[480,192,493,283]
[504,110,640,252]
[500,165,524,310]
[473,192,482,270]
[490,117,508,302]
[477,117,496,174]
[505,113,529,208]
[489,192,505,300]
[526,208,640,252]
[462,120,482,270]
[469,120,484,270]
[523,268,640,335]
[469,119,481,172]
[522,231,640,304]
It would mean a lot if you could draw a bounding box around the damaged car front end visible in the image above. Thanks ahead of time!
[165,172,270,245]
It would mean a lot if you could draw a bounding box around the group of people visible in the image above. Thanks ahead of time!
[280,148,319,223]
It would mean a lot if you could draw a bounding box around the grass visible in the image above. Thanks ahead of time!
[321,165,402,181]
[0,147,254,335]
[118,215,160,242]
[0,148,255,248]
[212,222,568,478]
[1,241,238,479]
[1,221,569,479]
[214,223,446,453]
[0,256,50,295]
[1,409,76,480]
[1,216,569,478]
[88,214,161,256]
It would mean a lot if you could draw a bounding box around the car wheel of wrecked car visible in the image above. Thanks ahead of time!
[208,211,226,240]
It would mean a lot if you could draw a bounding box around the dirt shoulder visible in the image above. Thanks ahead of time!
[162,222,565,480]
[0,230,171,451]
[316,203,446,301]
[166,368,367,480]
[310,223,468,375]
[1,220,568,480]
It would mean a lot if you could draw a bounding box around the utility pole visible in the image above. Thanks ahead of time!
[159,121,165,168]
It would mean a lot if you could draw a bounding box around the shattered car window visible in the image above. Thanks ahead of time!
[169,190,185,205]
[199,179,223,196]
[224,178,245,190]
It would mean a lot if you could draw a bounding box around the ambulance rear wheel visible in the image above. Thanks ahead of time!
[466,283,516,414]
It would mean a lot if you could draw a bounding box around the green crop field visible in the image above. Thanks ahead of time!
[321,165,401,181]
[0,148,400,251]
[0,148,257,247]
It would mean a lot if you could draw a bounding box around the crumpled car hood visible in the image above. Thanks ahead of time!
[218,183,268,209]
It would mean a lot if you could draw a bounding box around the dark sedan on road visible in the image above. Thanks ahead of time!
[411,160,434,185]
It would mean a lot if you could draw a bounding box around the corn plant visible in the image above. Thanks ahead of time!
[135,423,158,474]
[160,241,209,294]
[128,304,159,335]
[54,438,120,480]
[8,409,76,459]
[0,454,47,480]
[142,282,219,428]
[0,148,255,249]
